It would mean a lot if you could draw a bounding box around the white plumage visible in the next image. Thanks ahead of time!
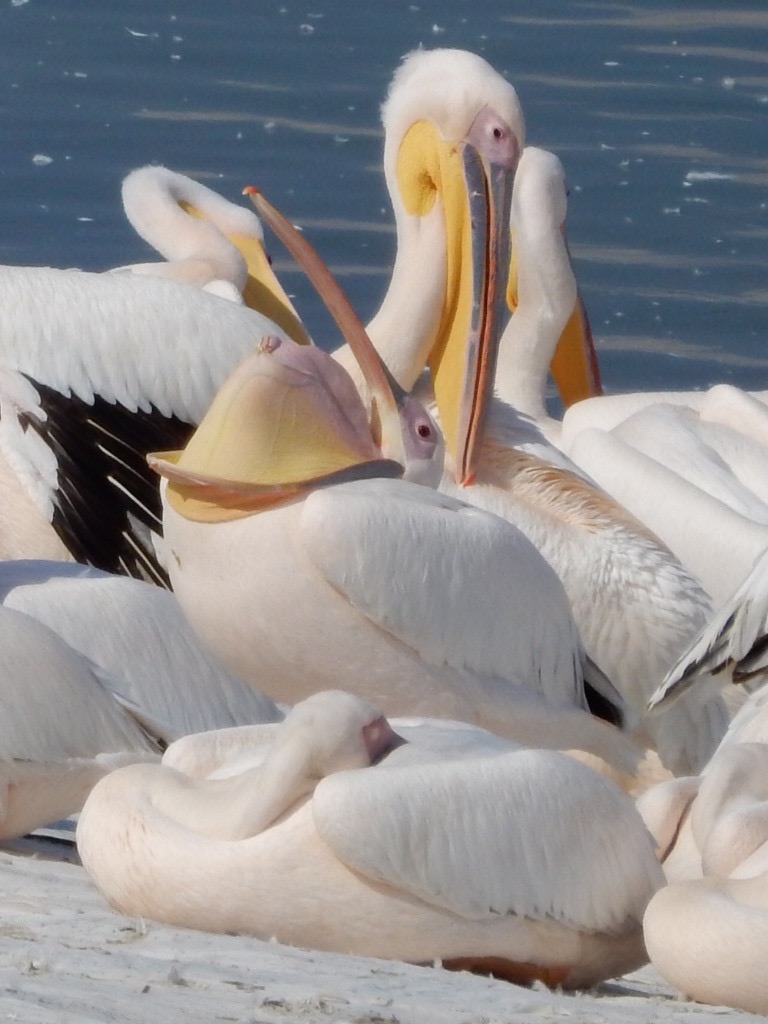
[0,603,160,840]
[77,691,663,988]
[0,559,282,737]
[427,147,729,772]
[0,265,284,581]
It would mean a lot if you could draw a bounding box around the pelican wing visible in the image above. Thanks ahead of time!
[0,267,285,583]
[0,605,159,763]
[0,559,282,738]
[650,546,768,711]
[314,748,663,932]
[299,478,586,707]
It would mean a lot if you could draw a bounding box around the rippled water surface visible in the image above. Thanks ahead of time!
[1,0,765,392]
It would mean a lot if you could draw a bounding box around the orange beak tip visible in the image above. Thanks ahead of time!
[452,469,476,487]
[242,185,260,196]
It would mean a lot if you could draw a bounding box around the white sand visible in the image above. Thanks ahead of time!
[0,833,753,1024]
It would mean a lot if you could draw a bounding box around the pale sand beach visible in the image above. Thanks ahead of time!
[0,834,754,1024]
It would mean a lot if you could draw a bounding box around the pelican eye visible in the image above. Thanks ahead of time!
[417,422,433,439]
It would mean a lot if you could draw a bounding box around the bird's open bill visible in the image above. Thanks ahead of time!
[148,335,405,523]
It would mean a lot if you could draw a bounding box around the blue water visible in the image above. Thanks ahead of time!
[0,0,765,393]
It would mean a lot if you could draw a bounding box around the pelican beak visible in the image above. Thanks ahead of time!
[180,198,312,347]
[509,225,601,408]
[388,109,521,484]
[548,235,602,404]
[422,138,514,486]
[246,188,433,475]
[148,335,402,523]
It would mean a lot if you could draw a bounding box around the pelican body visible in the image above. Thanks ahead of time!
[77,691,663,988]
[427,147,729,773]
[153,328,633,772]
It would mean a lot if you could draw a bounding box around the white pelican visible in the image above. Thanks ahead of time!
[115,164,311,344]
[373,145,727,774]
[77,690,664,988]
[478,146,768,607]
[567,403,768,601]
[637,695,768,1015]
[491,153,768,602]
[149,211,637,772]
[0,559,283,736]
[304,47,526,484]
[0,604,161,840]
[151,331,634,770]
[643,867,768,1015]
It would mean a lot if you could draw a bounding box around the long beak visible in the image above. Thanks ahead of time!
[549,287,602,406]
[179,199,312,347]
[549,234,602,406]
[149,333,404,523]
[245,187,412,468]
[428,146,513,486]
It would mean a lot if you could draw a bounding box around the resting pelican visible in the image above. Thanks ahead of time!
[77,690,664,988]
[0,604,161,840]
[637,694,768,1014]
[637,682,768,882]
[149,207,638,772]
[0,559,282,736]
[643,867,768,1015]
[373,146,726,773]
[115,164,310,344]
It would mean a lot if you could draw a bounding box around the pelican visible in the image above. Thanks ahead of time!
[114,164,310,343]
[151,334,633,770]
[368,145,726,774]
[643,867,768,1015]
[302,47,526,484]
[0,604,161,841]
[475,146,768,608]
[77,690,664,988]
[637,695,768,1014]
[494,160,768,602]
[0,559,283,736]
[149,207,636,772]
[567,404,768,603]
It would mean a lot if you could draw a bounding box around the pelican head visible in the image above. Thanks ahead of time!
[148,330,442,522]
[122,164,310,345]
[376,48,525,483]
[148,194,444,523]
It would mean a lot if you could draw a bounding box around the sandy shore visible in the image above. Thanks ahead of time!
[0,833,754,1024]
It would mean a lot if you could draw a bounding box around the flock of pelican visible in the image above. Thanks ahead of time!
[2,46,768,1014]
